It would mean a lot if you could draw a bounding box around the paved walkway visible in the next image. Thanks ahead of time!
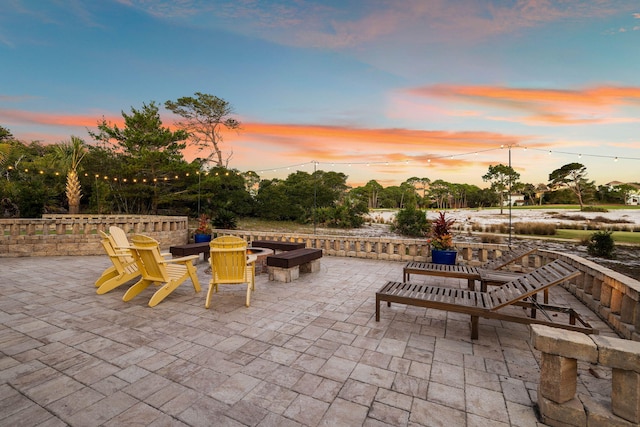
[0,255,616,426]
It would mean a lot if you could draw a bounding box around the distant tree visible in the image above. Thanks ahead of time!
[482,164,520,214]
[535,183,549,205]
[0,125,14,142]
[165,92,241,167]
[241,171,260,197]
[256,170,350,223]
[614,184,637,205]
[548,163,593,209]
[405,176,430,207]
[52,136,87,214]
[429,179,452,209]
[89,102,189,213]
[520,183,537,206]
[363,180,383,208]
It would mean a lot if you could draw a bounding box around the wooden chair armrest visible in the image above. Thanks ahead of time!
[161,255,199,264]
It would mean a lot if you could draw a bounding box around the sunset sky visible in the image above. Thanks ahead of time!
[2,1,639,188]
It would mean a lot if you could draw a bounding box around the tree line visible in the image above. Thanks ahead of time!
[1,94,636,223]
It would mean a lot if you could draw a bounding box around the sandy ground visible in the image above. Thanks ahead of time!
[365,207,640,229]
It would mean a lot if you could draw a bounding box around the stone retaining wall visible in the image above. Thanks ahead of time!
[0,215,188,257]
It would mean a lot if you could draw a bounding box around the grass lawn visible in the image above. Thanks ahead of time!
[553,229,640,245]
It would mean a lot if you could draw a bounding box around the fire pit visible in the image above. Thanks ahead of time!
[247,247,273,274]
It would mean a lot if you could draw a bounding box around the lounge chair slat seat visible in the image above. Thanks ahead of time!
[377,259,595,339]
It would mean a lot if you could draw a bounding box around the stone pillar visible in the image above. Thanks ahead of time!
[593,335,640,424]
[540,353,578,403]
[531,325,598,404]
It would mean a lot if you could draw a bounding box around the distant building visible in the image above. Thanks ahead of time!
[503,193,525,206]
[605,181,640,205]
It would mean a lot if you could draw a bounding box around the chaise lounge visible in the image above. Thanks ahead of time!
[376,259,596,339]
[403,246,537,291]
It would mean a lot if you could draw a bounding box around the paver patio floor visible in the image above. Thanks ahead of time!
[0,255,617,426]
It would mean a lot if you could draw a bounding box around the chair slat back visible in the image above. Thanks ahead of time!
[109,226,130,250]
[130,234,168,282]
[99,231,131,271]
[487,259,581,310]
[210,236,248,283]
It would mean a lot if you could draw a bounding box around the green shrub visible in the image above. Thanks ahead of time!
[212,209,237,229]
[582,206,608,212]
[587,230,616,259]
[392,206,430,237]
[316,205,365,228]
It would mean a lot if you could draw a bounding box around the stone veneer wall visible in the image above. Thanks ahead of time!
[0,215,188,257]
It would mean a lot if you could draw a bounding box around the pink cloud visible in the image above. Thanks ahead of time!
[407,84,640,125]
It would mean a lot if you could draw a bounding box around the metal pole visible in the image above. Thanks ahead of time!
[508,146,512,247]
[197,171,201,216]
[313,161,317,235]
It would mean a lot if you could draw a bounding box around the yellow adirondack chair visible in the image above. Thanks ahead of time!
[207,236,255,308]
[123,234,201,307]
[95,231,140,294]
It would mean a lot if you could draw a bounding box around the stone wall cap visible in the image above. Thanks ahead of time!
[531,325,598,363]
[591,335,640,372]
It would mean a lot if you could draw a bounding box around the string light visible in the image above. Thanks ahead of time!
[3,144,637,186]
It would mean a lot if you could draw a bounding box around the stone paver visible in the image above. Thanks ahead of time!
[0,254,618,426]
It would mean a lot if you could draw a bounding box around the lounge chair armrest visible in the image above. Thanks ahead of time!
[162,255,199,264]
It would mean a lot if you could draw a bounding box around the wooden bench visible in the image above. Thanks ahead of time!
[169,242,211,262]
[266,248,323,282]
[251,240,306,252]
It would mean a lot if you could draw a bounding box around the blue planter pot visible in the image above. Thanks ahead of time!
[431,249,457,265]
[194,234,212,243]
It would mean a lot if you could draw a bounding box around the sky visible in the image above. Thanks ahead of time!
[1,0,640,188]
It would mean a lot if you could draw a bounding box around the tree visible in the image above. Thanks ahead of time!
[89,102,189,213]
[428,179,452,209]
[52,136,87,214]
[519,183,537,206]
[405,177,430,207]
[482,164,520,214]
[535,183,549,206]
[548,163,592,209]
[165,92,241,167]
[0,125,14,142]
[363,180,383,208]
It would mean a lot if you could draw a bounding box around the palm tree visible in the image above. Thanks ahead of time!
[53,136,87,214]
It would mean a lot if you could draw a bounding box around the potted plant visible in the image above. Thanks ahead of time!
[428,211,457,265]
[194,214,212,243]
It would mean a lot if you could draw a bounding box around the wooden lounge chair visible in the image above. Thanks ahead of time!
[377,259,595,339]
[207,236,255,308]
[403,246,537,291]
[123,235,201,307]
[95,231,140,294]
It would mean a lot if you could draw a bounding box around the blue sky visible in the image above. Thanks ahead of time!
[1,0,639,187]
